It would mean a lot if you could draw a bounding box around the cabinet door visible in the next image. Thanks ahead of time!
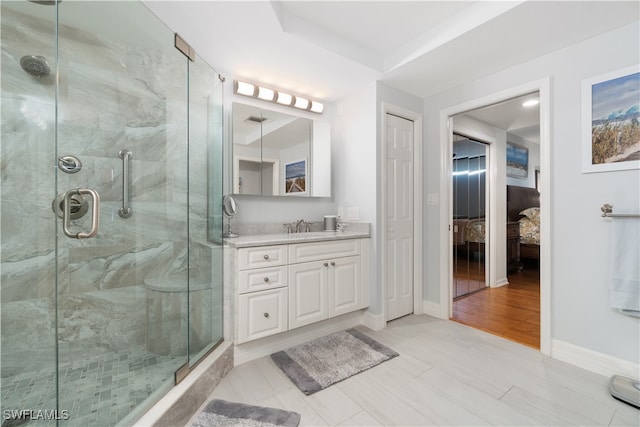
[237,288,287,344]
[329,256,362,317]
[289,260,329,329]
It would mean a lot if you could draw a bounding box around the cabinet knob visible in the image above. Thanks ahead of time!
[264,312,270,318]
[264,277,270,283]
[263,254,270,260]
[330,262,336,266]
[324,262,329,267]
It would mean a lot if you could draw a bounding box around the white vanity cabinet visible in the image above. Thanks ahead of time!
[236,245,288,344]
[288,240,362,329]
[232,237,369,344]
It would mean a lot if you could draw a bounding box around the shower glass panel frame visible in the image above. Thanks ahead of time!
[0,1,223,426]
[452,136,489,299]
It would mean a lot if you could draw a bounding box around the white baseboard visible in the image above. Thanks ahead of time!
[362,310,386,330]
[423,300,444,319]
[494,277,509,288]
[552,339,640,379]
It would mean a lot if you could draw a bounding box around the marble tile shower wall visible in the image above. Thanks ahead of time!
[1,5,58,380]
[1,5,211,376]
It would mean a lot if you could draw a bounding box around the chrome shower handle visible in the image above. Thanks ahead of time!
[63,188,100,239]
[118,150,132,218]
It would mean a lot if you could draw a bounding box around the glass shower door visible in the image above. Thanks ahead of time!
[55,2,189,425]
[187,55,224,364]
[1,1,58,422]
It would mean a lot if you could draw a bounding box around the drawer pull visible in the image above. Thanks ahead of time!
[324,262,329,267]
[263,255,270,260]
[330,261,336,266]
[264,312,270,318]
[264,277,270,283]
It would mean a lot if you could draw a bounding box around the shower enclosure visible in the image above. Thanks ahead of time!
[1,1,223,425]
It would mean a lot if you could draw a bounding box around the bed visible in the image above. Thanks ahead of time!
[453,217,486,257]
[507,185,540,261]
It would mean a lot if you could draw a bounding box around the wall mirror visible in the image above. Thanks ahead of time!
[232,102,331,197]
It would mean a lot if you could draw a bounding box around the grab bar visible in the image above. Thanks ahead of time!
[118,150,132,218]
[601,204,640,218]
[63,188,100,239]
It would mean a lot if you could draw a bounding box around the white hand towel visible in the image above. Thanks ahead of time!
[609,217,640,317]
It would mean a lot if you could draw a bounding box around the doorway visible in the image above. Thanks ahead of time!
[381,104,423,325]
[444,87,548,352]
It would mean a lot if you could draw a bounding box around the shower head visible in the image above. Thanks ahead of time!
[20,55,50,77]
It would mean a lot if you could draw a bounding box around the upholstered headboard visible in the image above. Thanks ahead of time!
[507,185,540,221]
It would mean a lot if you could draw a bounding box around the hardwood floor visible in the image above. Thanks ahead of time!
[452,262,540,349]
[187,315,639,427]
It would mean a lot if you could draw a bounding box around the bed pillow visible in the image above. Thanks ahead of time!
[519,217,540,244]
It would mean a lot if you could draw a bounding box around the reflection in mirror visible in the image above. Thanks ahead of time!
[452,136,488,299]
[232,102,331,197]
[232,103,263,195]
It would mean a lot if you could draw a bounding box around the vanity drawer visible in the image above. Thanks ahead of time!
[289,239,361,264]
[237,288,288,344]
[238,245,288,270]
[238,266,287,294]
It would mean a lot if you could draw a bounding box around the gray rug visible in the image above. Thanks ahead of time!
[191,399,301,427]
[270,328,399,395]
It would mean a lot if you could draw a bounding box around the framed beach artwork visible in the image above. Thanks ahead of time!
[582,65,640,173]
[285,159,307,195]
[506,142,529,178]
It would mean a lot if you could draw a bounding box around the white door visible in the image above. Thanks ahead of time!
[386,114,414,321]
[329,256,361,317]
[289,260,329,329]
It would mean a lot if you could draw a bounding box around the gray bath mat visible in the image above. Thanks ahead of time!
[270,328,399,395]
[191,399,300,427]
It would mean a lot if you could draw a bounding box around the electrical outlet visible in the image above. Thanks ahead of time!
[427,194,439,205]
[337,207,344,218]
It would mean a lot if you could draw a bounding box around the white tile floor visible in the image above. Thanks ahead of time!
[189,315,640,426]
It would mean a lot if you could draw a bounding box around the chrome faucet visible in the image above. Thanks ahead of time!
[295,219,305,233]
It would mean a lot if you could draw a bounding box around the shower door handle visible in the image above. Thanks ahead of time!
[118,150,132,218]
[63,188,100,239]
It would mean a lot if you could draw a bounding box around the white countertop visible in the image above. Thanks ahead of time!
[224,230,370,248]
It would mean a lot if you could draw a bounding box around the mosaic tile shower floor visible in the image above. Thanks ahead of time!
[1,346,180,426]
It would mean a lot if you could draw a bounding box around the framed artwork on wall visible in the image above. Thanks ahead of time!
[506,142,529,178]
[582,65,640,173]
[285,159,307,195]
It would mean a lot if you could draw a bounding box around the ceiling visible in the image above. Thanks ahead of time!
[143,1,638,136]
[463,93,541,144]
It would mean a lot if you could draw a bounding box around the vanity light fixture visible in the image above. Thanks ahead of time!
[236,81,256,97]
[234,80,324,114]
[257,86,275,101]
[522,98,540,107]
[276,92,293,105]
[310,101,324,114]
[294,96,309,110]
